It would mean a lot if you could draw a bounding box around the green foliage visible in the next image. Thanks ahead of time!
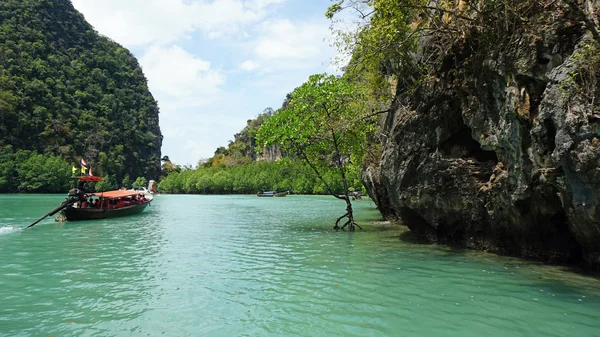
[0,0,162,192]
[95,174,117,192]
[325,1,343,19]
[132,176,147,188]
[257,73,376,196]
[328,0,423,95]
[161,158,180,177]
[0,146,72,193]
[203,108,276,167]
[563,42,600,107]
[158,161,358,195]
[121,174,131,189]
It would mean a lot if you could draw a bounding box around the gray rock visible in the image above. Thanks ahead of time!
[365,2,600,267]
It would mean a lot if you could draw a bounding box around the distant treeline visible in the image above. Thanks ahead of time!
[0,146,71,193]
[0,146,149,193]
[158,161,364,195]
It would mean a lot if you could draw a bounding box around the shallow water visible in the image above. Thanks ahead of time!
[1,194,599,336]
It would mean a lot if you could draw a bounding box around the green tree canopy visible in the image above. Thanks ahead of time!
[257,73,377,230]
[132,176,148,188]
[0,0,162,191]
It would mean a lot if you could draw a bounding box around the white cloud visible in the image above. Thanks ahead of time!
[184,140,216,163]
[247,0,286,11]
[71,0,339,164]
[140,45,224,99]
[138,44,230,164]
[72,0,287,47]
[250,18,335,71]
[240,60,260,71]
[160,110,250,164]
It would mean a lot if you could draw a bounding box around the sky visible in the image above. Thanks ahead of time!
[70,0,343,166]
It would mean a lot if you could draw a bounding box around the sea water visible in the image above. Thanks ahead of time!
[0,194,599,336]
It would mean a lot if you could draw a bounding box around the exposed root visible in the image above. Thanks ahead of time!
[334,212,349,230]
[334,212,361,231]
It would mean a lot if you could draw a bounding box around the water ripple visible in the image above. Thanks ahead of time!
[0,225,20,235]
[1,195,599,337]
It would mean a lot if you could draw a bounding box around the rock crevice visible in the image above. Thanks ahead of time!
[364,1,600,267]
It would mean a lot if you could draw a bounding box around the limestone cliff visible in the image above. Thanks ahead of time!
[0,0,162,182]
[364,0,600,267]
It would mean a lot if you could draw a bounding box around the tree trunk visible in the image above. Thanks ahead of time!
[333,195,361,231]
[344,196,355,231]
[298,149,361,231]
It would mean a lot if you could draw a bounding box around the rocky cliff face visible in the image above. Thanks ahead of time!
[364,1,600,267]
[256,146,283,162]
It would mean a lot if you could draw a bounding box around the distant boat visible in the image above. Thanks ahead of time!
[337,191,363,200]
[148,179,158,195]
[130,179,157,201]
[257,190,288,197]
[131,186,154,201]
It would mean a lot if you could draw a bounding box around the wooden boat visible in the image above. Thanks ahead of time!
[26,175,152,228]
[62,189,151,221]
[256,190,288,197]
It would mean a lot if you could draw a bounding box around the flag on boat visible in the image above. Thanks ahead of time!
[89,167,93,176]
[149,180,157,194]
[72,166,77,174]
[81,157,87,167]
[81,166,86,174]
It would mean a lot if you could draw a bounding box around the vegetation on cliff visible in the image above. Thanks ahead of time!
[328,0,600,265]
[0,0,162,192]
[202,108,277,168]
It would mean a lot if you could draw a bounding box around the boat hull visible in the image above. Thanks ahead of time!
[63,202,150,221]
[257,192,288,197]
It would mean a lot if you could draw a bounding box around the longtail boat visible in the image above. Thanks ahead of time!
[256,190,288,197]
[62,189,151,221]
[26,176,152,228]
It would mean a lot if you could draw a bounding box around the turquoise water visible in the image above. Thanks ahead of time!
[0,194,599,336]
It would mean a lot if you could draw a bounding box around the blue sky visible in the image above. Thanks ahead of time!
[71,0,343,165]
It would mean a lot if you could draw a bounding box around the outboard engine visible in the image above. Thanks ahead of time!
[67,188,85,203]
[66,179,87,204]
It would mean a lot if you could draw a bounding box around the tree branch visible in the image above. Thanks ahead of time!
[358,109,391,122]
[323,104,352,205]
[299,148,344,200]
[406,5,476,22]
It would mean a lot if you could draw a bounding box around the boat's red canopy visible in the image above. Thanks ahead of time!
[90,190,142,198]
[75,176,103,182]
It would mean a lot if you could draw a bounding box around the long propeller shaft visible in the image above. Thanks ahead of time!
[25,201,72,229]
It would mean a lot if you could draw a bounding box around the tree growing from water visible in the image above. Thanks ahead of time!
[257,74,377,231]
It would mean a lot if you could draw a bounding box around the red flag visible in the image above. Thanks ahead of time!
[89,167,93,176]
